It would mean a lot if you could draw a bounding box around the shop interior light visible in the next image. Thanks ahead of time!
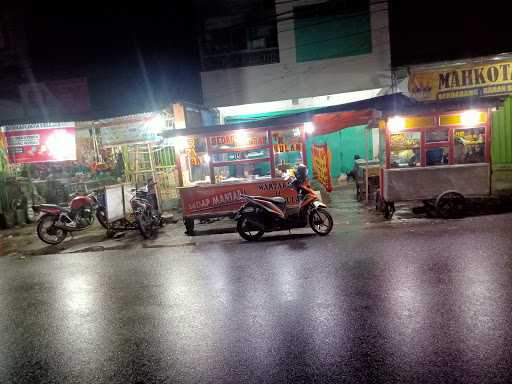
[235,131,250,146]
[173,136,188,152]
[304,122,315,134]
[388,116,405,133]
[203,154,211,164]
[461,110,480,126]
[148,114,166,134]
[46,131,76,160]
[293,127,301,137]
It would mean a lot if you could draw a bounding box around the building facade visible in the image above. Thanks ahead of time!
[198,0,391,120]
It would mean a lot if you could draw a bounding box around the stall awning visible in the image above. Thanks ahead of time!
[224,107,322,124]
[311,109,376,136]
[162,94,413,138]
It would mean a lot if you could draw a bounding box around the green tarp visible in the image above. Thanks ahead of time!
[306,124,372,180]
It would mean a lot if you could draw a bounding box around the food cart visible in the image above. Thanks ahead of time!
[378,108,492,218]
[168,124,310,233]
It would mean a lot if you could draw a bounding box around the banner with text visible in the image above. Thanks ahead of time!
[180,179,299,216]
[409,60,512,101]
[311,143,333,192]
[2,122,76,163]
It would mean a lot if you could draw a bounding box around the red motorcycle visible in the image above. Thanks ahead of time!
[33,192,107,245]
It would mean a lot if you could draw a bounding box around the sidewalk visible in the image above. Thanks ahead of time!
[4,182,493,257]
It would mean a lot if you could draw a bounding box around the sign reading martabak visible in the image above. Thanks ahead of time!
[409,60,512,101]
[311,143,333,192]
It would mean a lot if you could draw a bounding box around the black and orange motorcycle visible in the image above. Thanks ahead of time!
[234,164,334,241]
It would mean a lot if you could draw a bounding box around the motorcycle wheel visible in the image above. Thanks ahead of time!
[237,217,264,241]
[309,208,333,236]
[37,215,67,245]
[96,208,108,229]
[136,209,154,239]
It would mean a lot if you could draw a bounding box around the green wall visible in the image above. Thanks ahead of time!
[295,13,371,63]
[492,96,512,164]
[306,125,372,180]
[491,96,512,194]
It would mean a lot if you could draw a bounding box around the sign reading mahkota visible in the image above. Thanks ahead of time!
[311,143,333,192]
[2,122,76,163]
[179,179,299,216]
[409,60,512,101]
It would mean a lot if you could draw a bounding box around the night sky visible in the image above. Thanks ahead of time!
[22,1,202,117]
[10,0,512,117]
[389,0,512,67]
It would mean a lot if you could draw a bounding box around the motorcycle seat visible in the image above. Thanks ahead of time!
[254,196,286,205]
[39,204,69,212]
[40,203,62,209]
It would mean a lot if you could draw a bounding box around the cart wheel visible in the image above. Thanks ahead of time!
[184,218,195,235]
[384,201,395,220]
[435,191,465,219]
[106,229,116,238]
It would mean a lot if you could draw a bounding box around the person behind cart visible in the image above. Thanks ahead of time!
[347,154,361,182]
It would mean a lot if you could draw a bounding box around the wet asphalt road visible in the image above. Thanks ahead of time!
[1,213,512,384]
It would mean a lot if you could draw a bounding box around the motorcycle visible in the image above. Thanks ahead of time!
[130,179,163,239]
[234,164,334,241]
[33,191,107,245]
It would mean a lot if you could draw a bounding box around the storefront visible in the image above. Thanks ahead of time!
[380,108,492,213]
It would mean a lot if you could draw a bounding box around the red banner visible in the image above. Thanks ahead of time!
[312,109,374,136]
[312,143,333,192]
[4,123,76,163]
[180,179,299,217]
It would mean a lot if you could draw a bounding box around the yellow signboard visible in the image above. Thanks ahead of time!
[409,61,512,101]
[311,143,333,192]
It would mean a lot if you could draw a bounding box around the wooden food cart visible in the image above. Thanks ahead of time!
[168,124,308,233]
[378,108,492,219]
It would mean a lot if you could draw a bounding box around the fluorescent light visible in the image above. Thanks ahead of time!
[304,122,315,134]
[45,131,76,160]
[460,110,480,127]
[234,131,250,146]
[388,116,405,133]
[173,136,188,151]
[147,114,165,134]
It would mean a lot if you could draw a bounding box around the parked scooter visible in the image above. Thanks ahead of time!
[234,164,334,241]
[33,191,107,245]
[130,179,163,239]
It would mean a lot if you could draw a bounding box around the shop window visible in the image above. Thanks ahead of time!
[213,161,271,183]
[390,132,421,168]
[183,136,210,184]
[272,128,304,177]
[426,147,449,166]
[426,128,449,143]
[212,148,270,163]
[454,127,485,164]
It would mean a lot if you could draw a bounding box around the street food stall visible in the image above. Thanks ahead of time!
[169,124,311,233]
[166,108,380,233]
[378,108,492,218]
